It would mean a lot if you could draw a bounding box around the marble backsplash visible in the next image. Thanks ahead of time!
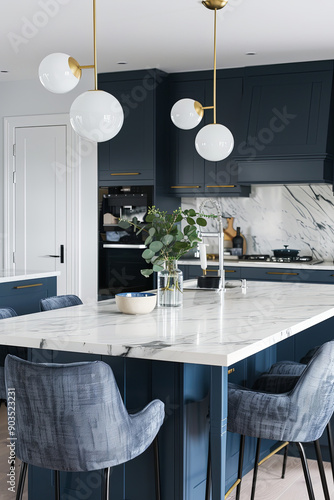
[181,184,334,262]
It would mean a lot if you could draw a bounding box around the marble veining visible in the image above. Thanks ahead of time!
[182,184,334,261]
[0,281,333,367]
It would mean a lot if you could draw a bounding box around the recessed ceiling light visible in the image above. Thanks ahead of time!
[246,52,256,56]
[117,61,127,65]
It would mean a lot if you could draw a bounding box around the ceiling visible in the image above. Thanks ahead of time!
[1,0,334,84]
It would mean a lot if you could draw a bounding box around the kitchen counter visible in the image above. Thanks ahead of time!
[178,257,334,270]
[0,280,334,366]
[2,280,334,500]
[0,270,60,283]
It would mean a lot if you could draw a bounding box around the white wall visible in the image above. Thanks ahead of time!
[182,184,334,262]
[0,73,98,301]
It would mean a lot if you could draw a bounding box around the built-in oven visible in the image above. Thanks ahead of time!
[98,186,154,300]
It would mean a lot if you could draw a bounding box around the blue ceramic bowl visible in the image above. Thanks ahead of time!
[115,292,157,315]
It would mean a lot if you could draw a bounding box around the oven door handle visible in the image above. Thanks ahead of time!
[103,244,146,249]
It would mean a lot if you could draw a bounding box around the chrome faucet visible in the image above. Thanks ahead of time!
[198,199,226,291]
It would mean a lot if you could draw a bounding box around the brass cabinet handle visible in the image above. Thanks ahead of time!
[206,185,236,188]
[228,368,235,375]
[170,185,200,189]
[13,283,43,289]
[225,269,236,273]
[266,272,299,276]
[110,172,140,176]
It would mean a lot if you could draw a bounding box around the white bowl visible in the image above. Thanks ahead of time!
[115,292,157,315]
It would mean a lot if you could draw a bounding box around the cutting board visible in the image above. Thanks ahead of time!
[224,217,247,254]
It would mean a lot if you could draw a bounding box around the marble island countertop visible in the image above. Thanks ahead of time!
[0,270,60,283]
[178,258,334,271]
[0,281,334,367]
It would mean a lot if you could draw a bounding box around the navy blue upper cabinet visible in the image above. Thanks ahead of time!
[169,69,250,197]
[204,74,250,196]
[236,60,334,184]
[98,69,169,186]
[169,77,206,197]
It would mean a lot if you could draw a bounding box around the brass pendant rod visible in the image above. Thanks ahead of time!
[80,65,95,69]
[202,106,214,110]
[93,0,98,90]
[213,8,217,124]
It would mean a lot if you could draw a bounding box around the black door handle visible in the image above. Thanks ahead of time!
[49,245,64,263]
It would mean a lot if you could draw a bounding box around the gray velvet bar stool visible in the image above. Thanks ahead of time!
[40,294,83,311]
[5,355,165,500]
[226,341,334,500]
[252,345,334,490]
[0,307,20,404]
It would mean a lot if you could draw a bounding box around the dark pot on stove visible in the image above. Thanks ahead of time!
[272,245,300,258]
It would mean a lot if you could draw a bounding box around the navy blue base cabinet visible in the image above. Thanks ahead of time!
[0,277,57,315]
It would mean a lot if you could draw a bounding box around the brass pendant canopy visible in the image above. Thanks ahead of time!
[68,57,82,80]
[194,101,205,118]
[202,0,228,10]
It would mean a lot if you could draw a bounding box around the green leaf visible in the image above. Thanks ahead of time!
[144,235,153,246]
[175,214,183,222]
[188,209,196,216]
[118,220,130,229]
[175,230,183,241]
[150,241,164,252]
[161,234,174,246]
[196,217,207,227]
[145,213,155,223]
[142,248,155,260]
[186,217,195,225]
[149,227,156,236]
[174,241,188,251]
[141,269,153,277]
[153,263,164,272]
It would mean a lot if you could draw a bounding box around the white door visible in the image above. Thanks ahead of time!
[14,125,67,294]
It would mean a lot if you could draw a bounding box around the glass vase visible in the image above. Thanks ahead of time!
[157,260,183,307]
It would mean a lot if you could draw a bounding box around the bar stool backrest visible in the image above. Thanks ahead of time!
[40,295,82,311]
[5,355,164,472]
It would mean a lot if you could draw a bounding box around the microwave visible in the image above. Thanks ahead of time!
[99,185,153,246]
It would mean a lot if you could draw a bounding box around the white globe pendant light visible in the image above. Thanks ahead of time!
[195,124,234,161]
[170,98,204,130]
[39,53,81,94]
[38,0,123,143]
[70,90,124,142]
[170,0,234,162]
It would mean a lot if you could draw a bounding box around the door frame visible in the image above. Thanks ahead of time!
[3,114,80,294]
